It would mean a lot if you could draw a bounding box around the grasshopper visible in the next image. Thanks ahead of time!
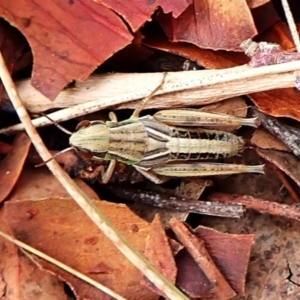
[66,75,264,184]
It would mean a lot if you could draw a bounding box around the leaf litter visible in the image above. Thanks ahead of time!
[0,0,189,100]
[1,1,300,299]
[0,133,31,202]
[3,198,159,300]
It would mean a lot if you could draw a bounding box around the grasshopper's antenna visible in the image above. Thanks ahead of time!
[35,147,75,167]
[36,114,75,167]
[42,113,73,135]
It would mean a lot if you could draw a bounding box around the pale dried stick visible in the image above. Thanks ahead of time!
[281,0,300,52]
[3,67,298,114]
[0,52,188,300]
[0,230,126,300]
[1,60,300,134]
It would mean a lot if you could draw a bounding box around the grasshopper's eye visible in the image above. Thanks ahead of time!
[76,120,105,131]
[76,120,91,131]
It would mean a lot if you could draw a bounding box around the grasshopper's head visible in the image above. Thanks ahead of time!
[69,121,109,153]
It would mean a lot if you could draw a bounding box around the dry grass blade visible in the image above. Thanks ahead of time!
[0,52,189,300]
[281,0,300,52]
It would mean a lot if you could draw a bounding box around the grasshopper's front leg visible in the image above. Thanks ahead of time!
[98,159,117,184]
[154,109,259,128]
[152,162,264,178]
[98,111,118,184]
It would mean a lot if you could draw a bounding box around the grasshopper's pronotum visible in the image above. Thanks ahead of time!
[65,76,264,184]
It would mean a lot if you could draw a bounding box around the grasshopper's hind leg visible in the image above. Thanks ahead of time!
[131,72,167,119]
[153,110,259,128]
[152,162,265,177]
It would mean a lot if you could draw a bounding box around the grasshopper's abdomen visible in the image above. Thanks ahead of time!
[138,116,245,168]
[168,127,244,161]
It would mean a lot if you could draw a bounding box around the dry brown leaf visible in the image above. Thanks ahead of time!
[0,133,31,203]
[0,210,67,300]
[143,36,248,69]
[257,149,300,188]
[176,248,214,297]
[4,199,157,300]
[0,0,189,99]
[251,129,290,152]
[96,1,188,31]
[0,141,12,155]
[0,212,22,300]
[0,19,32,97]
[8,164,99,202]
[141,214,177,295]
[19,251,69,300]
[199,97,248,118]
[157,0,257,51]
[0,276,4,298]
[247,0,270,8]
[249,88,300,121]
[88,262,112,275]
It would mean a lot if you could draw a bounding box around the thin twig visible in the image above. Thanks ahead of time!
[106,185,245,218]
[0,52,188,300]
[1,60,300,134]
[0,230,127,300]
[208,192,300,221]
[281,0,300,52]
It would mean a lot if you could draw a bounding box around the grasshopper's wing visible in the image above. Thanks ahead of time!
[154,109,258,128]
